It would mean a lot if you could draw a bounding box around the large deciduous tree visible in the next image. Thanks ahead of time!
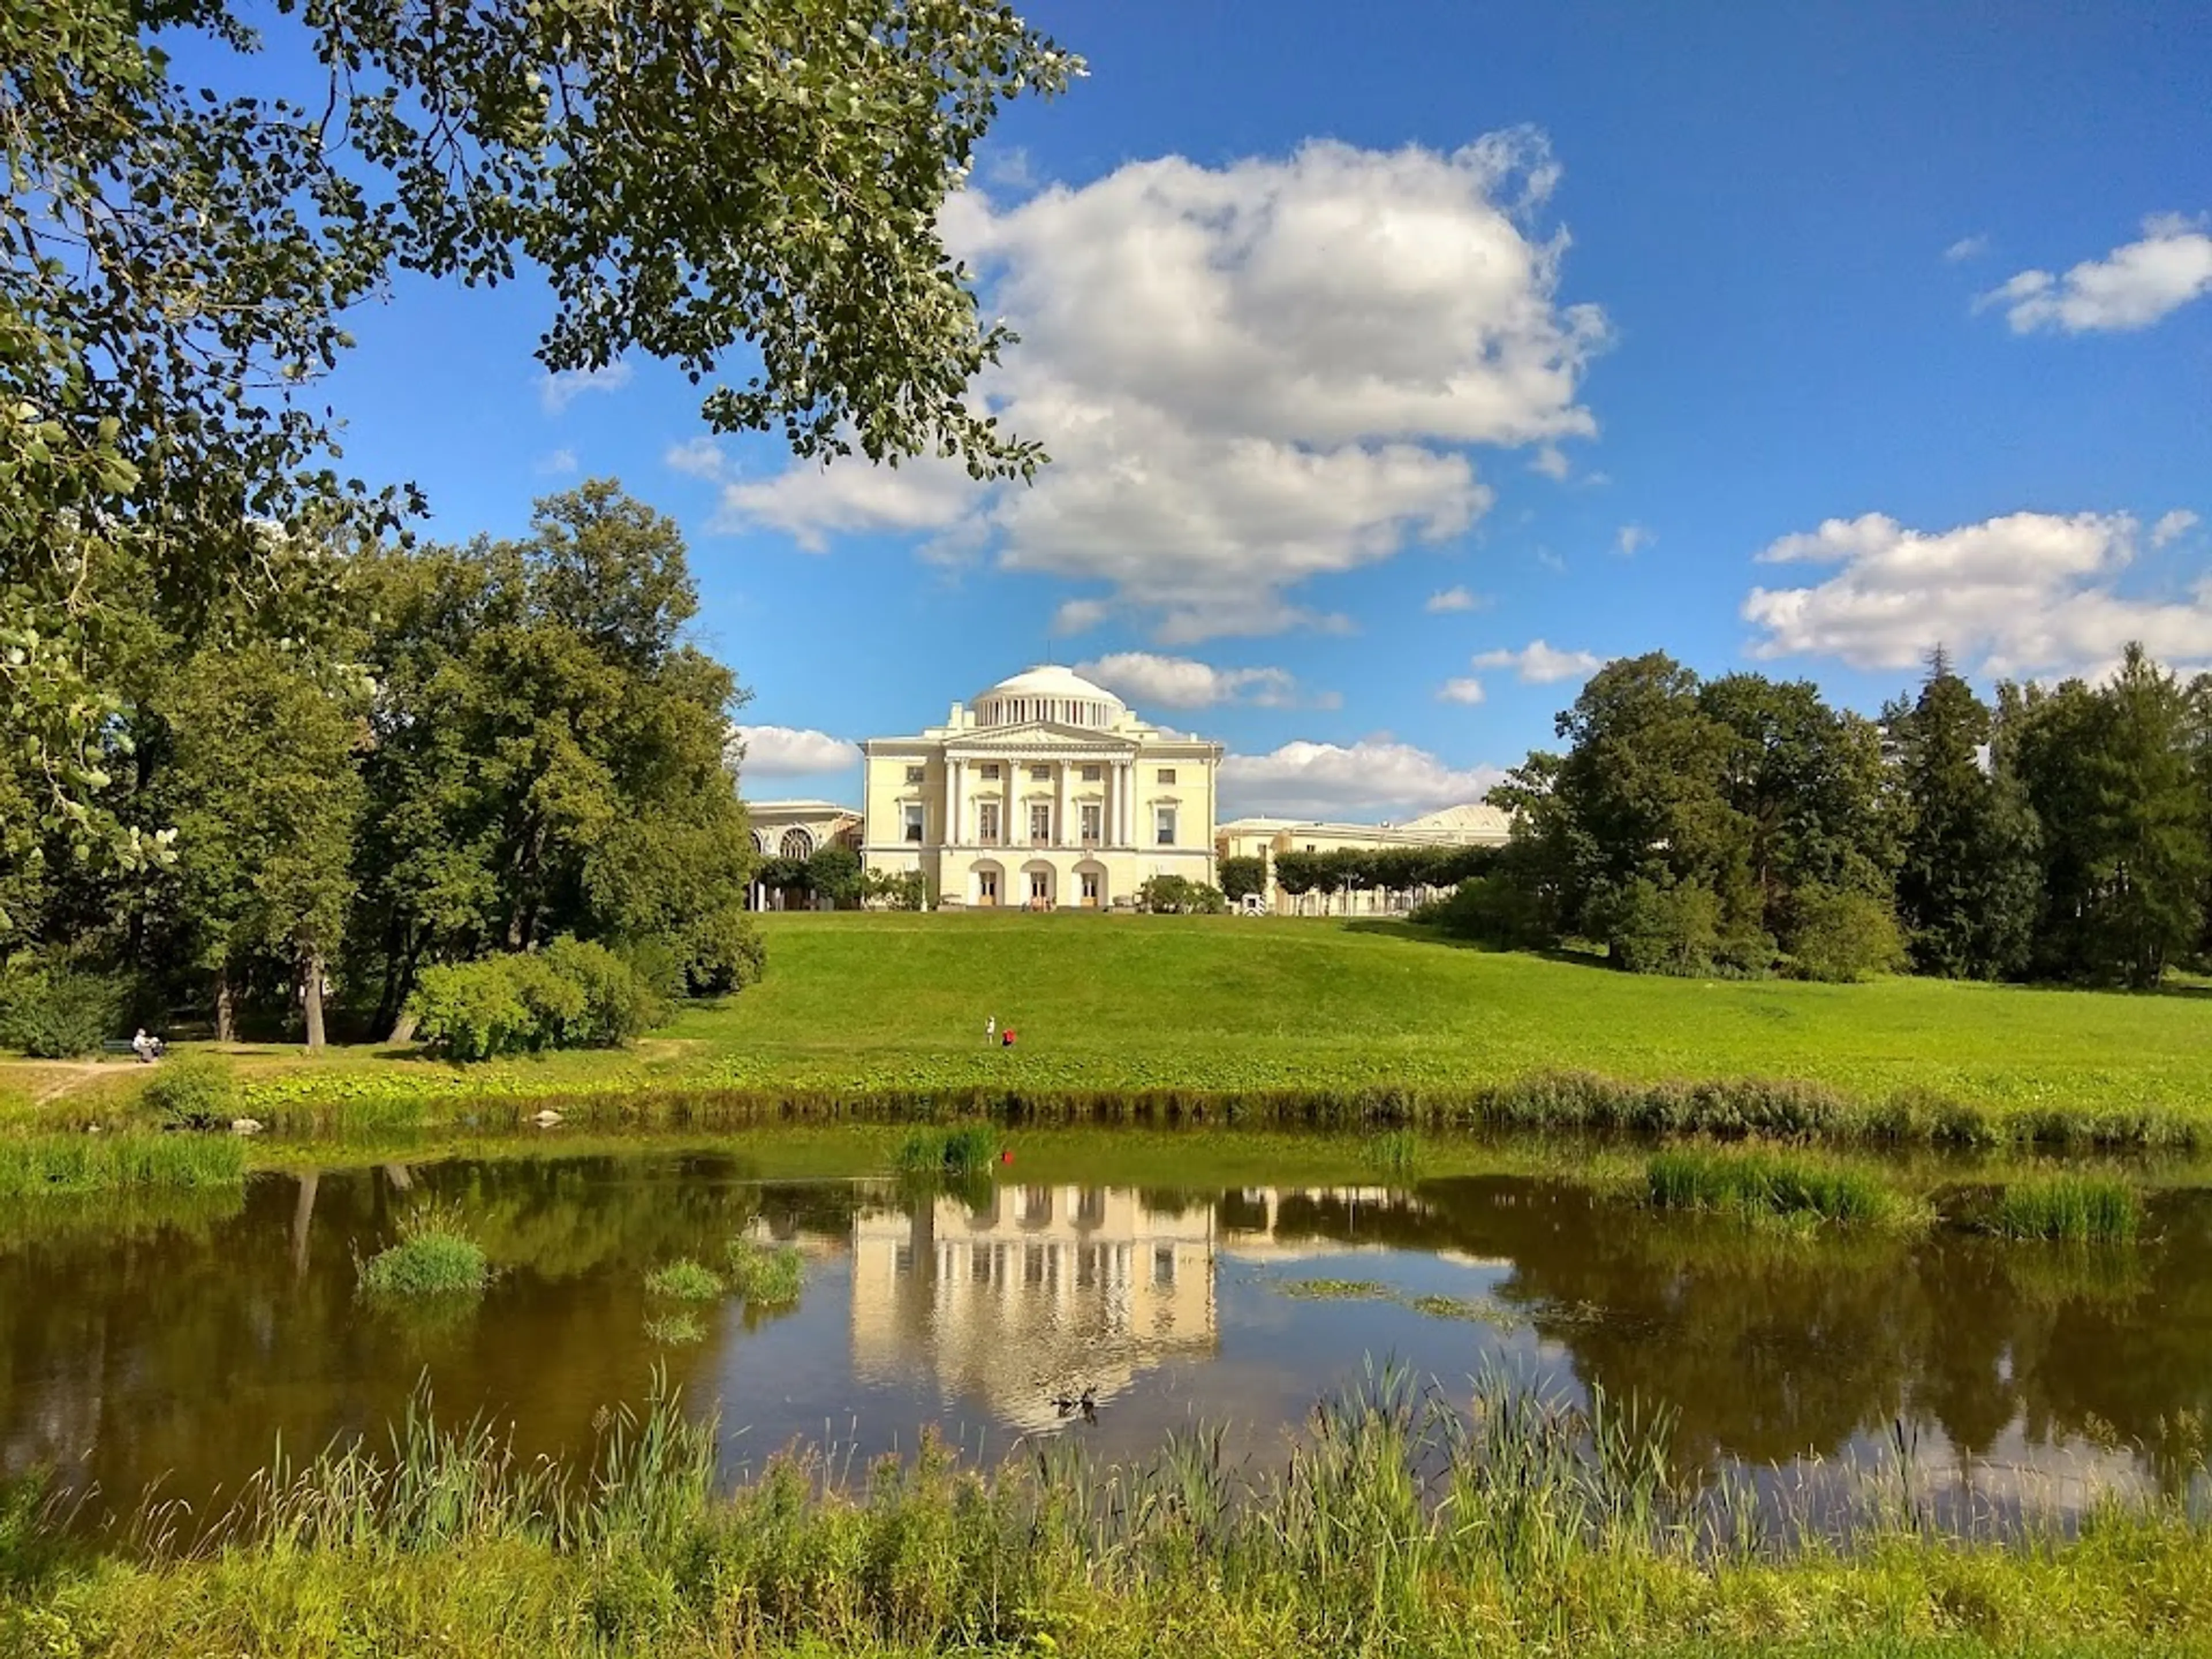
[3,0,1078,915]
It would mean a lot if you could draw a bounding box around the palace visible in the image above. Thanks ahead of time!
[861,665,1222,910]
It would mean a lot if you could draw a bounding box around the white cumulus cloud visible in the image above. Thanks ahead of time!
[1437,677,1486,704]
[1425,585,1488,613]
[728,725,863,778]
[2151,509,2199,549]
[533,448,578,476]
[1615,522,1653,556]
[665,437,728,480]
[540,360,635,414]
[1219,738,1505,820]
[1944,234,1990,264]
[1074,652,1316,710]
[1980,215,2212,334]
[1470,639,1605,683]
[718,131,1607,641]
[1741,510,2212,676]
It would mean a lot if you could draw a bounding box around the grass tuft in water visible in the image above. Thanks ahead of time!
[357,1202,490,1298]
[642,1312,706,1346]
[725,1237,804,1305]
[643,1257,725,1301]
[1271,1277,1389,1300]
[1990,1172,2143,1243]
[1365,1127,1423,1179]
[893,1122,1001,1178]
[1645,1143,1916,1227]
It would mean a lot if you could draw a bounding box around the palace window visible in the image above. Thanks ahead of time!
[1029,870,1051,903]
[1156,806,1177,846]
[1030,802,1052,842]
[980,763,1000,780]
[1081,764,1102,782]
[905,765,925,784]
[978,802,1001,843]
[1081,802,1101,843]
[1081,870,1101,904]
[1158,767,1177,785]
[1030,764,1051,781]
[903,803,924,843]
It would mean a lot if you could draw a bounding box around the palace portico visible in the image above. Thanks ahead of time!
[861,665,1222,908]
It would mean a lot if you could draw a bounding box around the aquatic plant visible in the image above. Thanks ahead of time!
[643,1257,725,1301]
[725,1238,804,1305]
[1644,1144,1916,1226]
[0,1133,245,1199]
[892,1122,1000,1178]
[642,1312,706,1347]
[1365,1127,1423,1179]
[358,1203,490,1297]
[1990,1172,2143,1244]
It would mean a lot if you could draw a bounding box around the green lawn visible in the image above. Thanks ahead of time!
[10,914,2212,1139]
[667,913,2212,1116]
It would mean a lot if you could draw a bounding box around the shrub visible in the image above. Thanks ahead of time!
[142,1054,236,1130]
[1137,875,1227,914]
[358,1205,490,1297]
[1218,855,1266,904]
[726,1238,805,1304]
[679,906,766,995]
[407,938,666,1061]
[0,963,126,1059]
[1785,884,1908,983]
[1594,878,1721,976]
[645,1258,725,1301]
[862,869,929,910]
[1414,874,1548,948]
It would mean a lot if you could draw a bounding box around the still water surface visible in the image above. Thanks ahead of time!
[5,1146,2209,1526]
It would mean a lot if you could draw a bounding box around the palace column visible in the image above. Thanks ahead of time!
[947,758,963,848]
[1115,757,1132,847]
[1056,760,1071,849]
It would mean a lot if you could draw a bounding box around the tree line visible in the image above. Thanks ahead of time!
[1445,646,2212,987]
[2,482,761,1054]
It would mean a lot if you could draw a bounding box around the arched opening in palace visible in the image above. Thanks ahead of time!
[778,827,815,859]
[1020,860,1056,911]
[1073,858,1108,910]
[969,859,1005,908]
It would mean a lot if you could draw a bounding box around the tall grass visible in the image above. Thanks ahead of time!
[22,1366,2212,1657]
[1645,1143,1918,1226]
[357,1202,490,1297]
[0,1133,245,1199]
[1365,1127,1423,1179]
[643,1257,724,1301]
[1991,1172,2143,1243]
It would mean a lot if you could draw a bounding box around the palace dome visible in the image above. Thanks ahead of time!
[971,665,1126,730]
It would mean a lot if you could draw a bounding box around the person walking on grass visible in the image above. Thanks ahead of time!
[986,1014,997,1044]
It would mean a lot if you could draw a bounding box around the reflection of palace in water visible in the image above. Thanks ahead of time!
[850,1185,1418,1429]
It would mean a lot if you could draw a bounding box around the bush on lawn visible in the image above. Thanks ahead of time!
[143,1054,237,1130]
[408,937,669,1061]
[0,960,127,1058]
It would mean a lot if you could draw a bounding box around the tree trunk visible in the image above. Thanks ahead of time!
[301,950,327,1051]
[291,1171,318,1279]
[214,964,236,1043]
[387,1009,419,1045]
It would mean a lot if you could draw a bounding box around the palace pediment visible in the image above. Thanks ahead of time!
[948,723,1139,755]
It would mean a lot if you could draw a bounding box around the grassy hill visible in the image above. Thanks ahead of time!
[664,913,2212,1121]
[11,914,2212,1137]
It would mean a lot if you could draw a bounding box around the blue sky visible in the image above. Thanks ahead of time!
[297,0,2210,819]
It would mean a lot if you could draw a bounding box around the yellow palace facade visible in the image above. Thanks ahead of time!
[861,665,1222,910]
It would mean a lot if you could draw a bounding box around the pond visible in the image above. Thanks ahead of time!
[4,1137,2209,1532]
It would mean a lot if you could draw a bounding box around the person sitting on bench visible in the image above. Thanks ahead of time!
[130,1028,164,1063]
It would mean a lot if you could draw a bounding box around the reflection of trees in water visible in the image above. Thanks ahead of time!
[0,1158,879,1522]
[1283,1176,2212,1486]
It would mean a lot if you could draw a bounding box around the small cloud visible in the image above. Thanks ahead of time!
[1471,639,1605,684]
[1425,585,1490,614]
[534,448,578,476]
[1536,548,1567,574]
[1944,234,1990,264]
[728,725,862,778]
[1437,677,1486,704]
[1529,445,1571,481]
[665,437,727,481]
[1615,522,1653,557]
[983,146,1039,192]
[1075,652,1320,710]
[1052,598,1113,635]
[2151,509,2199,548]
[1980,214,2212,334]
[540,359,635,415]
